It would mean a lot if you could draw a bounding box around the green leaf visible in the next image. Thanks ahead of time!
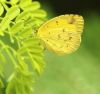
[31,9,47,18]
[10,21,24,36]
[0,79,4,89]
[11,0,19,4]
[32,55,45,74]
[0,0,6,2]
[0,16,11,32]
[19,0,32,7]
[0,0,47,94]
[6,6,20,20]
[6,67,35,94]
[0,3,4,16]
[0,53,5,63]
[22,38,41,47]
[18,27,33,39]
[29,46,44,54]
[0,6,20,33]
[15,11,31,22]
[20,1,40,11]
[30,18,46,27]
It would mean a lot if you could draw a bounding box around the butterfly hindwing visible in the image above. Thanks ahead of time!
[37,14,84,55]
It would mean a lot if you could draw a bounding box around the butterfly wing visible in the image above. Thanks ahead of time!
[37,14,84,55]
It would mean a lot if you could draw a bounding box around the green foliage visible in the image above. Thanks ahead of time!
[0,0,47,94]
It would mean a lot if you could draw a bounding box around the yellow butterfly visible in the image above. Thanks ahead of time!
[37,14,84,55]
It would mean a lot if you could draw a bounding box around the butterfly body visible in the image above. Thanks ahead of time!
[37,14,84,55]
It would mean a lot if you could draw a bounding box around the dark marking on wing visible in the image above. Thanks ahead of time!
[56,21,59,25]
[63,29,66,32]
[69,37,72,40]
[64,39,67,42]
[58,34,61,39]
[67,44,69,47]
[68,17,75,24]
[47,25,49,28]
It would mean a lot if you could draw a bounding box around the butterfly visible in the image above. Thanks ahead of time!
[37,14,84,55]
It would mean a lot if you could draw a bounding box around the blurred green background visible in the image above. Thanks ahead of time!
[35,0,100,94]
